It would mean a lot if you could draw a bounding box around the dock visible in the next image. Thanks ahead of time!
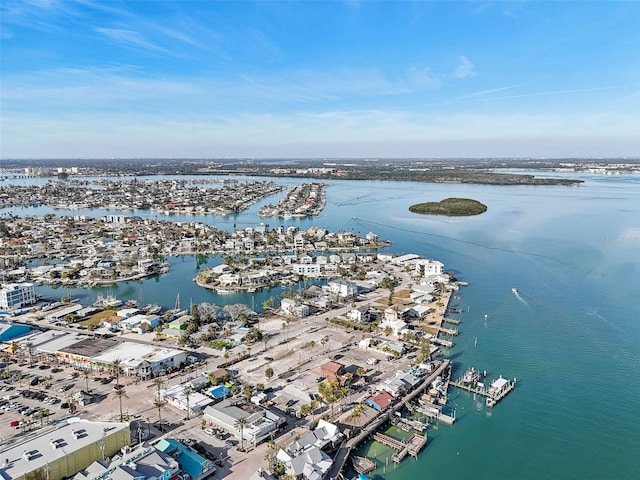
[431,337,454,348]
[411,399,456,425]
[372,432,428,463]
[439,326,459,336]
[352,455,375,475]
[392,414,428,432]
[443,317,460,325]
[450,368,516,407]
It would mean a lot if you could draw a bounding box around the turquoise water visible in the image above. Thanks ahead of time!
[5,172,640,479]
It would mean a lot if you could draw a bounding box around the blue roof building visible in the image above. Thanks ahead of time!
[155,438,215,480]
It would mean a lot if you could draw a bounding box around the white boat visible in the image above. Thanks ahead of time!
[512,288,518,294]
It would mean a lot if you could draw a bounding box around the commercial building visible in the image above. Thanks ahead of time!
[0,418,130,480]
[0,283,36,310]
[202,399,285,445]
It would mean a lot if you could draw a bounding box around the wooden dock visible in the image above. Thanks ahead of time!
[352,455,375,474]
[444,317,460,325]
[439,326,459,336]
[372,432,428,463]
[412,400,456,425]
[450,374,516,408]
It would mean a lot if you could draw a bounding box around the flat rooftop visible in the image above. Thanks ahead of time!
[59,337,120,358]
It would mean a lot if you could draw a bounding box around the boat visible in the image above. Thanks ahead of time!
[143,303,161,315]
[93,293,123,308]
[352,456,375,475]
[512,288,518,294]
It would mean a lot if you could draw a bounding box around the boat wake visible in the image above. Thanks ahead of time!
[512,288,529,306]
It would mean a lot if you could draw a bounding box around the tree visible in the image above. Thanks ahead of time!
[82,368,91,392]
[25,341,35,367]
[349,402,367,428]
[183,384,194,419]
[111,358,123,385]
[300,403,312,417]
[153,377,167,432]
[234,416,248,451]
[265,367,274,380]
[114,385,128,422]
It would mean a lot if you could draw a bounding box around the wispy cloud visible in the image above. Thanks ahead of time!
[451,55,476,79]
[94,27,167,53]
[457,84,523,100]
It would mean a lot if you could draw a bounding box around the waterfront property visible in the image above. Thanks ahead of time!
[0,282,36,310]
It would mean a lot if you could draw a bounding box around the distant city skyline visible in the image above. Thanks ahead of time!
[1,1,639,159]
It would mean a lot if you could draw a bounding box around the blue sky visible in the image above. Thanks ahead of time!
[1,0,639,159]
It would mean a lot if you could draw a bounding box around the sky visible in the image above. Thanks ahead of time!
[1,0,639,159]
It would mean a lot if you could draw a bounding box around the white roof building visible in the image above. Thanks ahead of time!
[0,418,130,480]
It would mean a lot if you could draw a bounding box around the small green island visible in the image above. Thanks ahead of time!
[409,197,488,216]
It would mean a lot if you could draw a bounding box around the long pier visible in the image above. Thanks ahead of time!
[328,360,450,479]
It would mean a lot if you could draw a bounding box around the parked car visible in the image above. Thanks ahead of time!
[204,428,215,435]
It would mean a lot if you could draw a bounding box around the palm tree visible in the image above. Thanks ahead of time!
[111,359,122,385]
[114,385,128,422]
[36,408,51,426]
[349,403,367,429]
[82,368,91,392]
[234,416,248,451]
[153,377,167,432]
[183,384,194,420]
[25,341,35,367]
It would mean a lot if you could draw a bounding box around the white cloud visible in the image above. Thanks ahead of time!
[451,55,476,79]
[94,27,167,53]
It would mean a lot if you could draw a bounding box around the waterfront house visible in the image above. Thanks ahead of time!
[365,391,394,412]
[327,278,357,298]
[292,262,322,276]
[281,298,310,317]
[415,258,445,276]
[275,420,340,480]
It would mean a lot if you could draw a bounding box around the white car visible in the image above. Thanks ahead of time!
[366,358,379,365]
[204,428,215,435]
